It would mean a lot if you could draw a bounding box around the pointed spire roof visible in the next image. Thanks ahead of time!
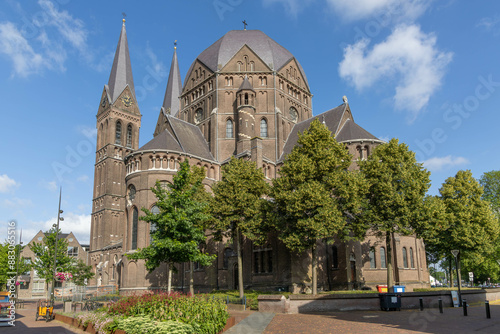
[161,44,182,116]
[106,19,135,103]
[237,75,254,92]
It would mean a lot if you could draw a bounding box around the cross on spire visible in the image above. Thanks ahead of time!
[122,12,126,24]
[243,20,248,30]
[174,40,177,50]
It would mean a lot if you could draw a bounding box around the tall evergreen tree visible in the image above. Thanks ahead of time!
[359,138,430,289]
[270,119,368,294]
[210,157,269,298]
[127,160,214,293]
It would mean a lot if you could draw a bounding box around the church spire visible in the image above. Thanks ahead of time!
[106,19,135,103]
[161,41,182,117]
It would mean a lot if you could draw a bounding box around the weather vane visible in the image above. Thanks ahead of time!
[122,12,126,23]
[174,40,177,50]
[243,20,248,30]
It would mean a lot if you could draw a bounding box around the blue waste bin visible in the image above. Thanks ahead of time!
[391,285,405,293]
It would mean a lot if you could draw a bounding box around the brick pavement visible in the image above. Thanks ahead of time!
[264,303,500,334]
[1,301,85,334]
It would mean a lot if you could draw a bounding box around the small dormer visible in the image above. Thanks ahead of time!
[236,75,255,108]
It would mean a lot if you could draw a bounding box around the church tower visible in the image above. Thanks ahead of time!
[236,76,256,155]
[90,19,141,268]
[154,43,182,137]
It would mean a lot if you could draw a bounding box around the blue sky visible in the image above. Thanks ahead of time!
[1,0,499,245]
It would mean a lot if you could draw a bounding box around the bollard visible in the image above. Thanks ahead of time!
[486,300,491,319]
[463,299,468,316]
[439,298,443,314]
[419,297,424,311]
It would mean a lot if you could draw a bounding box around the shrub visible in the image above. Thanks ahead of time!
[117,316,196,334]
[107,292,229,334]
[76,311,122,334]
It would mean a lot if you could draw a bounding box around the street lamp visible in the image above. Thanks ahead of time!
[51,188,63,308]
[451,249,462,306]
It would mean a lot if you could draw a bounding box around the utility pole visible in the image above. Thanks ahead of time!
[50,188,64,306]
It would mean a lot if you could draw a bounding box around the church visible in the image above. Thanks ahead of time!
[89,20,430,294]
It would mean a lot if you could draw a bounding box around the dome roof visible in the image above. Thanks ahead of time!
[187,30,309,89]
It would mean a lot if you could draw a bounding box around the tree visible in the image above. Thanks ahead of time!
[210,157,270,298]
[359,138,430,289]
[29,227,74,298]
[480,170,500,218]
[127,160,214,293]
[0,243,31,292]
[270,119,368,294]
[435,170,500,288]
[71,260,94,286]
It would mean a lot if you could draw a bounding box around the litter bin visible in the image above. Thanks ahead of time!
[391,285,405,293]
[377,285,388,293]
[379,293,401,311]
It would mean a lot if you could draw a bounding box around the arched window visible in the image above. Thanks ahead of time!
[369,247,376,268]
[126,124,132,148]
[402,247,408,268]
[150,205,159,244]
[253,244,272,274]
[131,207,138,250]
[115,121,122,145]
[332,245,338,269]
[128,185,136,201]
[410,247,415,268]
[226,119,233,138]
[260,119,268,138]
[223,248,234,269]
[380,247,387,268]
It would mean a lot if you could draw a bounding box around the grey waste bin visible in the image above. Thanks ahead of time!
[379,293,401,311]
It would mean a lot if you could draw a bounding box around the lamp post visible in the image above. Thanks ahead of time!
[451,249,462,306]
[51,188,64,307]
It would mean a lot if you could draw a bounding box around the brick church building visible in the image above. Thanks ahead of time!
[89,20,430,294]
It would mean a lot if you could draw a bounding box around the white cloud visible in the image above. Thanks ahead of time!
[477,15,500,32]
[422,155,469,172]
[262,0,315,16]
[0,22,46,77]
[326,0,430,22]
[339,24,452,120]
[39,179,58,191]
[0,174,18,193]
[24,212,91,245]
[3,197,32,208]
[77,175,89,182]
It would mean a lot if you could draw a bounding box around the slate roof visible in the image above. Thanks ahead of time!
[279,103,381,162]
[106,21,135,103]
[238,75,254,92]
[187,30,309,89]
[162,48,182,117]
[139,116,215,161]
[336,119,379,142]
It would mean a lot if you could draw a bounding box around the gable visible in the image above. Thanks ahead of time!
[221,44,272,73]
[277,58,310,93]
[183,60,214,94]
[113,86,140,115]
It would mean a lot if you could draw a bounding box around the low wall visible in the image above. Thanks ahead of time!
[258,288,500,314]
[54,312,235,333]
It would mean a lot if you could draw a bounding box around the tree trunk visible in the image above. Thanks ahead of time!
[312,245,317,295]
[386,232,394,289]
[449,257,454,288]
[236,227,244,299]
[189,261,194,296]
[457,252,462,290]
[167,264,172,293]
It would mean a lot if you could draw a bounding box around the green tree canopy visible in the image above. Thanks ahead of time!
[359,138,430,288]
[71,260,94,286]
[436,170,500,284]
[480,170,500,218]
[210,157,270,298]
[270,119,368,294]
[127,160,214,292]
